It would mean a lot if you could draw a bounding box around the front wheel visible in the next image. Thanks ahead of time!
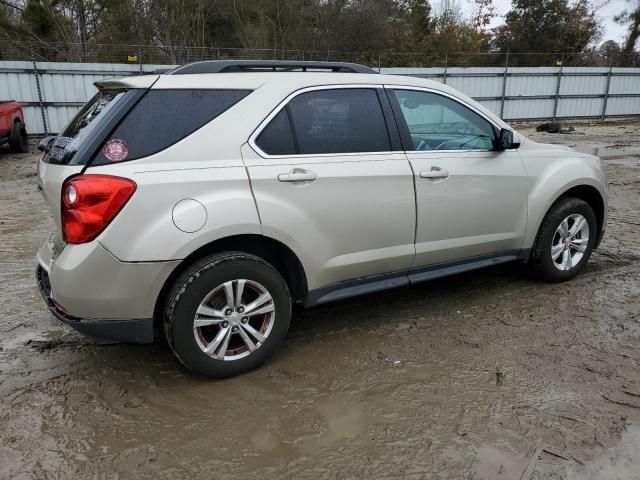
[529,197,597,282]
[164,252,292,378]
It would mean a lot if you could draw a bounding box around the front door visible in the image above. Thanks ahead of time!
[387,87,528,268]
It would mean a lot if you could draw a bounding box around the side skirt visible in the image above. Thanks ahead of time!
[304,250,525,307]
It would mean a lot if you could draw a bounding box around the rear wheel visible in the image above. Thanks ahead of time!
[530,197,597,282]
[9,120,28,153]
[164,252,291,378]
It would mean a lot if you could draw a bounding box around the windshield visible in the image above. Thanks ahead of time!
[45,90,128,165]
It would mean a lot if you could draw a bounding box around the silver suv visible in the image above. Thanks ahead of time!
[36,60,607,377]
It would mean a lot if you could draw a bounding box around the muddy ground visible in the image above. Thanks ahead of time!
[1,120,639,479]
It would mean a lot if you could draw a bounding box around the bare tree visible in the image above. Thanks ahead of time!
[616,0,640,61]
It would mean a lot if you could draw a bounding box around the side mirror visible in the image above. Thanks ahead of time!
[37,136,56,153]
[494,128,518,151]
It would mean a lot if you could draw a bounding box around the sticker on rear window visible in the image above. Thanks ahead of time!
[102,139,129,162]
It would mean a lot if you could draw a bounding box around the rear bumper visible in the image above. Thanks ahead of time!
[36,237,180,344]
[37,264,154,343]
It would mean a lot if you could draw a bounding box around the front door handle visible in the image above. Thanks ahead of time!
[420,167,450,180]
[277,169,317,183]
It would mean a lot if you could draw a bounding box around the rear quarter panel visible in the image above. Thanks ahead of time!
[93,158,261,262]
[83,83,284,262]
[89,80,304,262]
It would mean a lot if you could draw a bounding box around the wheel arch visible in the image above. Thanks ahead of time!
[11,114,24,126]
[153,234,308,330]
[554,184,605,245]
[526,182,606,261]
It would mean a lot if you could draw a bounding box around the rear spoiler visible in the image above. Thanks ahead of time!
[94,75,159,90]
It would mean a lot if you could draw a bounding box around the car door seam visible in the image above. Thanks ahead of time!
[407,158,419,261]
[240,143,264,229]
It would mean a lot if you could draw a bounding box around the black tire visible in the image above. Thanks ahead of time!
[9,120,29,153]
[530,197,597,282]
[164,252,291,378]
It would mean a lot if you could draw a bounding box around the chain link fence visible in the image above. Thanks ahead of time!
[1,40,640,68]
[2,39,639,135]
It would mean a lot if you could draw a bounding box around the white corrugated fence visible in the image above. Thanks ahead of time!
[1,61,639,134]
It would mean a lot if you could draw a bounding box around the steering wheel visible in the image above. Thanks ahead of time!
[457,136,483,149]
[434,136,486,150]
[434,140,451,150]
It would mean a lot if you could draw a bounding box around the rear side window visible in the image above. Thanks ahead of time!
[93,89,251,165]
[255,88,391,156]
[255,109,296,155]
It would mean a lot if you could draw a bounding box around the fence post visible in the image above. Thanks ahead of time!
[601,65,613,120]
[138,48,143,74]
[31,59,48,135]
[443,53,448,84]
[500,52,509,119]
[553,58,564,121]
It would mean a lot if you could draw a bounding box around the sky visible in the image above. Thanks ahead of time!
[488,0,632,46]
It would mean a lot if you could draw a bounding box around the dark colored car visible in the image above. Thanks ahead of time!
[0,100,29,152]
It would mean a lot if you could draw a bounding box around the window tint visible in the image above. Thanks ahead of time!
[92,89,251,165]
[286,88,391,155]
[255,109,296,155]
[47,90,129,164]
[62,90,126,140]
[393,90,495,151]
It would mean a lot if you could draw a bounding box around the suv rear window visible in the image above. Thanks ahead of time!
[46,90,130,165]
[92,89,251,165]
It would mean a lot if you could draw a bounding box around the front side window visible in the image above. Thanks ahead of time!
[256,88,391,155]
[392,89,495,151]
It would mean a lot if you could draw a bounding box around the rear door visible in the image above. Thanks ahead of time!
[386,87,528,269]
[243,86,416,294]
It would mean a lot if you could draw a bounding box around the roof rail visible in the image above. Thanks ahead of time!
[165,60,377,75]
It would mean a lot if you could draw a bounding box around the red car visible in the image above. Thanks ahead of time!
[0,100,29,152]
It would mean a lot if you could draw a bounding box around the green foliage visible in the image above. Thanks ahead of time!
[429,0,489,54]
[1,0,621,64]
[599,39,621,56]
[493,0,600,56]
[21,0,62,41]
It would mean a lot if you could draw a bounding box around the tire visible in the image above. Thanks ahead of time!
[530,197,597,282]
[9,120,29,153]
[164,252,292,378]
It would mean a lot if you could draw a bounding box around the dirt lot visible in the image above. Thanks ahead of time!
[1,121,639,479]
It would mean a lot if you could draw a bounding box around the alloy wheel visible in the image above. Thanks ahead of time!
[551,214,590,271]
[193,279,275,361]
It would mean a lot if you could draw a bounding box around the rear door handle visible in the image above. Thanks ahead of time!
[277,170,317,183]
[420,167,450,180]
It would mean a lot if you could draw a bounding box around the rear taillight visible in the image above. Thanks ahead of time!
[61,174,136,244]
